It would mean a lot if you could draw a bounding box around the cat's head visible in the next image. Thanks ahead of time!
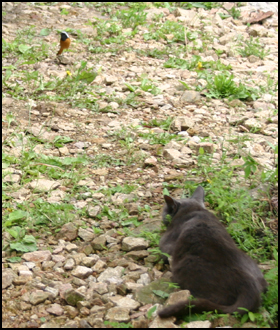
[162,186,205,226]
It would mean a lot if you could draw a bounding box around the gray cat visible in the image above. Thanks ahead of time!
[158,186,268,318]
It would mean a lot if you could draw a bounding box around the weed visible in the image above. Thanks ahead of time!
[92,226,103,235]
[139,77,161,95]
[115,7,148,29]
[164,55,231,72]
[147,305,157,319]
[90,153,126,168]
[205,72,259,100]
[228,6,241,19]
[104,321,133,328]
[176,2,221,10]
[236,37,270,60]
[97,184,137,196]
[138,131,184,145]
[153,289,170,299]
[142,116,174,131]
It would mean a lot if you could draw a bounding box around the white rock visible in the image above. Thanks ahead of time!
[109,295,140,310]
[122,237,149,251]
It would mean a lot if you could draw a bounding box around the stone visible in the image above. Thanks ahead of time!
[163,290,191,307]
[92,235,107,250]
[29,179,60,192]
[78,227,95,242]
[248,55,259,63]
[52,255,66,263]
[173,157,194,168]
[44,287,59,299]
[46,303,64,316]
[181,91,201,103]
[195,142,214,155]
[165,141,183,150]
[248,25,268,37]
[126,250,149,261]
[144,8,169,21]
[172,117,195,131]
[2,269,17,289]
[122,237,149,251]
[2,172,21,183]
[81,256,99,267]
[64,258,75,270]
[230,158,245,167]
[59,283,73,299]
[57,223,78,241]
[87,205,101,218]
[64,289,85,306]
[174,8,200,26]
[144,156,157,167]
[42,261,55,270]
[149,316,177,328]
[72,266,93,279]
[163,149,181,160]
[137,273,151,286]
[64,305,79,319]
[105,307,130,322]
[29,291,50,305]
[22,250,52,263]
[13,275,33,285]
[58,146,69,155]
[134,278,174,305]
[244,118,263,131]
[186,320,211,328]
[92,259,107,272]
[89,282,108,295]
[65,243,78,252]
[109,295,140,310]
[97,266,124,284]
[111,193,136,205]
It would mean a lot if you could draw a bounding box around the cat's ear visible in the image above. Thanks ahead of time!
[191,186,205,207]
[164,195,180,215]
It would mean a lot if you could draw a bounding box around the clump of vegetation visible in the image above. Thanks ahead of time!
[205,73,259,100]
[236,37,270,60]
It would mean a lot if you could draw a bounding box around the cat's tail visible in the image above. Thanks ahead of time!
[158,290,261,318]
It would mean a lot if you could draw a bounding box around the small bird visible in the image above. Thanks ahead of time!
[57,31,71,56]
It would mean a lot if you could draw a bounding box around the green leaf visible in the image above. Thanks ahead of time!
[163,188,169,196]
[244,166,251,179]
[76,71,97,84]
[6,226,25,239]
[199,147,205,155]
[124,83,137,92]
[18,44,31,53]
[22,235,37,244]
[240,313,248,324]
[80,60,87,70]
[10,242,37,252]
[53,136,73,148]
[248,311,255,322]
[6,256,22,263]
[147,305,157,319]
[8,210,28,222]
[179,80,191,90]
[152,290,169,298]
[40,28,51,36]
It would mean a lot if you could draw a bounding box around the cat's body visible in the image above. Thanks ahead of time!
[158,186,267,318]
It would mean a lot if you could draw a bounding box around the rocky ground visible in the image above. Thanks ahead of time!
[2,2,278,328]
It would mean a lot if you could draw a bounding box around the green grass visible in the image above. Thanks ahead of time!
[205,72,259,101]
[236,37,270,60]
